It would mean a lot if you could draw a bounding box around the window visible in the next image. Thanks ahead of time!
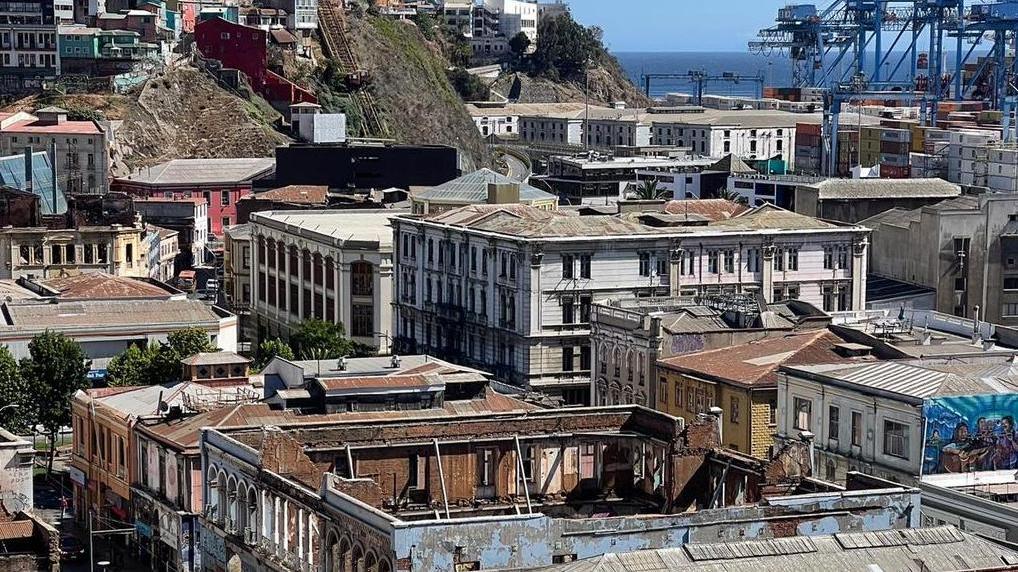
[221,192,230,206]
[729,396,740,423]
[828,406,840,443]
[579,295,592,323]
[126,243,134,264]
[408,454,425,489]
[580,346,591,370]
[562,346,574,371]
[1004,303,1018,317]
[851,411,863,446]
[674,381,682,406]
[579,254,591,278]
[562,254,574,279]
[723,250,735,273]
[521,446,536,482]
[787,248,799,271]
[774,248,785,271]
[707,251,719,274]
[639,252,651,276]
[478,449,496,486]
[561,297,574,324]
[769,399,777,426]
[793,397,812,431]
[746,248,761,273]
[883,420,909,459]
[351,304,373,337]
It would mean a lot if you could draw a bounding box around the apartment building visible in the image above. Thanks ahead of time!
[391,202,870,404]
[223,223,252,339]
[440,0,473,36]
[863,194,1018,326]
[650,109,798,165]
[0,0,59,92]
[0,107,108,193]
[248,210,398,352]
[474,0,537,48]
[0,222,147,280]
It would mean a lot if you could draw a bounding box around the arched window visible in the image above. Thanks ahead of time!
[206,466,219,519]
[216,470,227,524]
[352,261,374,297]
[245,486,258,535]
[613,347,621,378]
[226,476,239,532]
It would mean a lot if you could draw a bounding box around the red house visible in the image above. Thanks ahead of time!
[111,158,275,237]
[195,17,315,105]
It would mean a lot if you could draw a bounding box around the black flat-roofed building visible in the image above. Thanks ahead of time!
[269,143,461,191]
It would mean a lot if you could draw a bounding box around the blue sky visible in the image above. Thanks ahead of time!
[569,1,778,53]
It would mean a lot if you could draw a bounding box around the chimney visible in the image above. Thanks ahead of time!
[23,146,32,194]
[486,182,520,205]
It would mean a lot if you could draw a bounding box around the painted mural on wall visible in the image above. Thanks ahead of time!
[922,395,1018,474]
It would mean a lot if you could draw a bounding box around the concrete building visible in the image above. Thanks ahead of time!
[223,223,252,340]
[475,0,538,49]
[467,102,585,139]
[863,194,1018,326]
[726,173,824,209]
[112,158,275,238]
[70,375,261,547]
[590,294,831,412]
[0,428,34,514]
[289,103,346,144]
[0,107,108,193]
[544,154,699,200]
[198,399,923,572]
[649,108,800,166]
[0,0,59,93]
[392,202,870,404]
[144,224,179,283]
[440,0,473,36]
[410,168,557,215]
[0,222,148,280]
[249,210,399,352]
[794,178,962,224]
[919,472,1018,545]
[133,198,209,270]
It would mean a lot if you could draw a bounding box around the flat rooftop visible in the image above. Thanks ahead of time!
[0,298,230,333]
[249,209,404,249]
[118,158,276,186]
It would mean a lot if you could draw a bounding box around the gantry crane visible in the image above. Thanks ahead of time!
[639,71,765,103]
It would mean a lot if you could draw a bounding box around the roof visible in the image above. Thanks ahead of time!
[38,273,173,300]
[861,195,984,230]
[146,224,178,240]
[287,355,485,379]
[785,361,956,400]
[0,151,67,215]
[526,526,1018,572]
[709,203,841,231]
[120,158,275,186]
[414,168,556,204]
[138,403,299,452]
[255,185,329,205]
[464,101,588,119]
[4,117,100,135]
[180,351,250,366]
[269,27,298,44]
[81,380,260,420]
[803,178,961,200]
[866,275,935,303]
[0,521,34,541]
[659,330,861,387]
[249,210,399,249]
[316,374,443,393]
[661,199,748,221]
[708,154,758,174]
[0,299,227,331]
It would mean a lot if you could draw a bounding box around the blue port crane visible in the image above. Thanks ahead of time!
[639,71,765,103]
[751,1,966,106]
[954,1,1018,109]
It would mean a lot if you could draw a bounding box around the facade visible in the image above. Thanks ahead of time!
[518,113,583,146]
[391,202,870,404]
[58,26,153,62]
[271,143,460,191]
[145,224,179,283]
[650,111,798,165]
[198,405,922,572]
[133,198,209,270]
[440,0,473,37]
[863,194,1018,326]
[113,158,274,238]
[223,223,252,340]
[0,222,147,280]
[726,173,824,210]
[590,293,830,411]
[465,102,586,139]
[249,210,398,352]
[0,428,34,513]
[0,0,59,93]
[794,178,962,224]
[585,115,652,149]
[0,107,108,194]
[410,168,557,215]
[475,0,538,48]
[545,154,698,200]
[657,329,865,458]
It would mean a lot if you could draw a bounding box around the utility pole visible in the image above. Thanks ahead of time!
[89,510,94,572]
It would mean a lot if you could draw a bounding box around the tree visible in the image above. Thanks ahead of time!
[447,67,491,101]
[530,14,604,80]
[291,319,354,360]
[20,332,90,474]
[508,31,531,58]
[255,339,294,370]
[630,180,668,200]
[0,346,31,435]
[105,344,159,387]
[716,189,750,206]
[146,328,218,384]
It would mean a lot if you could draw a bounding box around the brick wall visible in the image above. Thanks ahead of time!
[750,394,776,459]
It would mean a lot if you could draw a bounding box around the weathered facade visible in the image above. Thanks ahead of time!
[198,407,922,572]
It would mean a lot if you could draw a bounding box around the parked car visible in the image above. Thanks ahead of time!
[60,535,85,561]
[205,279,219,292]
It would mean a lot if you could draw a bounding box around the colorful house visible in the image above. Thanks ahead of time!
[194,17,316,106]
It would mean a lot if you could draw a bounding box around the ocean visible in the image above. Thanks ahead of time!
[616,51,977,100]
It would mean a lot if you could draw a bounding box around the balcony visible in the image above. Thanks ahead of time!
[435,302,464,321]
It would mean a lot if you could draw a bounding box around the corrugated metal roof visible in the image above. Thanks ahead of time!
[414,168,555,204]
[812,361,949,398]
[806,178,960,200]
[0,298,225,330]
[120,158,275,186]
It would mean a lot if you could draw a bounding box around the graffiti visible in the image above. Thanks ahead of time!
[922,395,1018,475]
[670,334,706,356]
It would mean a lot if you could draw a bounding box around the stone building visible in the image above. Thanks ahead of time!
[0,222,148,280]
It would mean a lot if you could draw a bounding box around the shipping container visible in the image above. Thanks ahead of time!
[880,140,910,155]
[880,164,910,179]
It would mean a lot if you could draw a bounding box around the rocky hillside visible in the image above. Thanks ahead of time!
[494,67,652,107]
[342,14,489,170]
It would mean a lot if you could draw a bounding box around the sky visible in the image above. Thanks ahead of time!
[568,1,781,53]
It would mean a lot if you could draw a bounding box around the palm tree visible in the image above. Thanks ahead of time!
[630,179,668,200]
[716,189,750,206]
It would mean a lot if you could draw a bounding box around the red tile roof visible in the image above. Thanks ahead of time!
[256,185,328,204]
[0,521,34,541]
[658,330,864,388]
[4,118,101,135]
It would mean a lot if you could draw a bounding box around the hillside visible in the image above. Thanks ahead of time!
[344,14,490,169]
[494,67,652,106]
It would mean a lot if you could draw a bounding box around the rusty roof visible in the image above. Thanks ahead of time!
[138,403,298,452]
[658,330,865,388]
[39,272,173,300]
[256,185,328,204]
[0,521,34,541]
[316,374,443,393]
[662,199,748,221]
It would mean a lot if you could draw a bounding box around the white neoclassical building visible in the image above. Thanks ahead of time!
[247,210,400,353]
[391,202,870,405]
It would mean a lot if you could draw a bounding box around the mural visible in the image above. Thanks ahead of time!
[922,395,1018,475]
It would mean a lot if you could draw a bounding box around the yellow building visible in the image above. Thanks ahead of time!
[0,223,148,280]
[656,330,855,459]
